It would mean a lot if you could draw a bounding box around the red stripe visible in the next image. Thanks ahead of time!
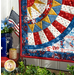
[12,27,19,34]
[13,26,19,32]
[33,32,42,45]
[52,20,66,33]
[15,31,19,35]
[15,32,19,37]
[13,26,19,31]
[9,19,19,36]
[19,0,23,57]
[9,20,19,32]
[9,20,19,30]
[13,27,19,34]
[59,10,74,21]
[17,24,19,27]
[62,0,74,6]
[43,28,55,41]
[20,55,74,63]
[15,29,19,34]
[15,24,19,29]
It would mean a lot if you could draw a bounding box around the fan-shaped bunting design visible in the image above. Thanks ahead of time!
[19,0,74,62]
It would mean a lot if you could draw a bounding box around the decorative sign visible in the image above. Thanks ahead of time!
[4,60,16,72]
[19,0,74,62]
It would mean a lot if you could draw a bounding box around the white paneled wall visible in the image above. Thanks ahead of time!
[1,0,19,19]
[1,0,74,71]
[1,0,8,19]
[41,60,58,69]
[10,0,19,15]
[58,62,74,71]
[24,58,74,71]
[25,58,41,66]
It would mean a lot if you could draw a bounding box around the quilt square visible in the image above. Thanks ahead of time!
[19,0,74,63]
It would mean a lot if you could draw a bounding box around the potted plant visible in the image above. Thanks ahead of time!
[1,18,15,34]
[1,18,15,57]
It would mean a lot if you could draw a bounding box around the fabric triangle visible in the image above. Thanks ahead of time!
[48,8,57,15]
[36,21,42,29]
[28,24,35,32]
[33,24,42,32]
[43,16,51,23]
[32,4,40,13]
[42,21,50,29]
[28,25,33,33]
[48,15,57,23]
[55,0,62,4]
[52,5,61,15]
[35,0,45,4]
[52,0,61,7]
[27,7,32,18]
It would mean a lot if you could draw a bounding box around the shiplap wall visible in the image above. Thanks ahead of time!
[1,0,8,19]
[1,0,74,71]
[1,0,19,19]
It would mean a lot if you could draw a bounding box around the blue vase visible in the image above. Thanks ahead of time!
[1,37,6,57]
[1,33,13,57]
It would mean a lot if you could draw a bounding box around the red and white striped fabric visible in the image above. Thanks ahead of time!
[9,19,19,37]
[27,0,74,45]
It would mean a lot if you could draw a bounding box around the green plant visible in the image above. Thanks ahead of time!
[58,71,66,75]
[1,63,56,75]
[46,70,52,75]
[2,61,74,75]
[25,65,37,75]
[18,73,23,75]
[25,65,55,75]
[52,73,56,75]
[18,61,25,73]
[1,71,11,75]
[1,18,15,33]
[36,67,48,75]
[67,64,74,75]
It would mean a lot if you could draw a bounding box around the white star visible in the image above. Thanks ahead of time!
[46,5,50,10]
[57,37,59,40]
[24,16,28,23]
[68,27,71,30]
[52,42,54,45]
[32,19,36,24]
[1,47,3,50]
[6,41,9,43]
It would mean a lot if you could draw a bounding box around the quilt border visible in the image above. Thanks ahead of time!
[19,0,74,63]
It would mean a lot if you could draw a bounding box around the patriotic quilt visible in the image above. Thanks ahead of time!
[19,0,74,62]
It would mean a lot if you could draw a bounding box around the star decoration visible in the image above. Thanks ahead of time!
[46,5,50,10]
[6,41,9,43]
[57,37,60,40]
[1,47,3,50]
[68,27,71,30]
[32,19,36,24]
